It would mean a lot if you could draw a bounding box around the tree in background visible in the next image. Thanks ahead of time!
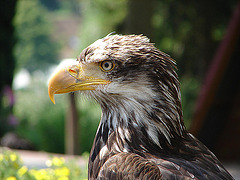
[14,0,59,73]
[0,0,17,136]
[153,0,237,79]
[78,0,127,50]
[123,0,155,40]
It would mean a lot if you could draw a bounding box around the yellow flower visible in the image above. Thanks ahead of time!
[10,153,17,162]
[18,166,28,177]
[30,169,49,180]
[55,167,70,177]
[45,159,52,167]
[0,154,3,162]
[57,177,69,180]
[52,157,65,167]
[6,177,17,180]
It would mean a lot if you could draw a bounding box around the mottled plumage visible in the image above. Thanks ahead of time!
[48,34,233,179]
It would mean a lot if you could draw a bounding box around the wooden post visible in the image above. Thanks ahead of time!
[65,93,79,155]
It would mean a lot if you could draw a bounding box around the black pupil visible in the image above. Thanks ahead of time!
[104,62,110,68]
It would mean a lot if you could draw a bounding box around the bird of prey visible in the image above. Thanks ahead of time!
[48,34,233,179]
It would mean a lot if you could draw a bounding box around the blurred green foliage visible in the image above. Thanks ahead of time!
[14,0,59,72]
[153,0,237,78]
[76,97,101,153]
[180,76,200,129]
[14,77,65,153]
[78,0,127,49]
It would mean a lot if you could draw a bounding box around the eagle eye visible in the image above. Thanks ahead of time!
[100,60,115,72]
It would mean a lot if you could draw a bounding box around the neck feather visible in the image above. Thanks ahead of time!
[89,63,186,158]
[95,86,186,153]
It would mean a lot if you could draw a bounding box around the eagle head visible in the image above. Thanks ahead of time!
[48,34,184,147]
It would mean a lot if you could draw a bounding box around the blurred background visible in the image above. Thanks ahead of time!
[0,0,239,172]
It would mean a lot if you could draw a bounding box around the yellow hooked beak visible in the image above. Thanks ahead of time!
[48,61,111,104]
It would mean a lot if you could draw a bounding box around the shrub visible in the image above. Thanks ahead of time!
[0,149,88,180]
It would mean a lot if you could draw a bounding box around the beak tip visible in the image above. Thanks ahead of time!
[49,94,56,104]
[51,98,56,104]
[48,86,56,104]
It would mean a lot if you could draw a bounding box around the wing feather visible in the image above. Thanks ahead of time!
[97,152,197,180]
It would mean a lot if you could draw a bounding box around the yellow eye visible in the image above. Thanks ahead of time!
[100,60,115,72]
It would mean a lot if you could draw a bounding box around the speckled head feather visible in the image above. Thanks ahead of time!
[50,34,233,179]
[78,34,185,147]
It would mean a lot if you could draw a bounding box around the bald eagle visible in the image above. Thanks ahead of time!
[48,34,233,179]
